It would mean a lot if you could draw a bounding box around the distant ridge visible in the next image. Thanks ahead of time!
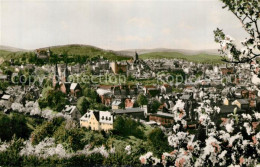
[0,45,27,52]
[115,48,219,57]
[0,44,222,63]
[0,44,219,56]
[38,44,102,51]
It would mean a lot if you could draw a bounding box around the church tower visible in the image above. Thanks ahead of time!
[64,63,69,83]
[134,52,139,61]
[53,63,59,88]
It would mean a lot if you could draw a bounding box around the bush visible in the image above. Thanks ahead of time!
[64,153,104,167]
[89,103,110,111]
[137,93,148,106]
[81,130,105,147]
[83,88,98,102]
[53,122,86,151]
[77,96,90,115]
[31,121,55,145]
[0,137,24,166]
[104,152,141,166]
[149,100,161,113]
[31,117,65,145]
[113,116,144,139]
[147,128,170,156]
[0,113,30,141]
[38,89,69,112]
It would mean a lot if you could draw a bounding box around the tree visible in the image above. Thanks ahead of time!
[214,0,260,66]
[89,103,109,111]
[83,88,98,103]
[64,153,104,167]
[38,90,69,112]
[113,116,125,135]
[149,100,161,113]
[85,66,92,75]
[0,113,30,141]
[0,81,8,91]
[0,114,12,141]
[104,151,140,166]
[113,115,144,138]
[77,96,90,115]
[53,121,86,151]
[0,136,24,166]
[49,53,59,65]
[10,114,31,139]
[31,117,65,145]
[137,93,148,107]
[31,121,54,145]
[147,128,170,156]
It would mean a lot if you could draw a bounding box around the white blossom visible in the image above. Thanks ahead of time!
[241,114,252,121]
[255,113,260,120]
[225,120,234,133]
[243,122,253,135]
[228,133,242,147]
[125,145,131,155]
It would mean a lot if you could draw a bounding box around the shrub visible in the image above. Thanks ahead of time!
[113,116,144,139]
[147,128,170,156]
[0,113,30,141]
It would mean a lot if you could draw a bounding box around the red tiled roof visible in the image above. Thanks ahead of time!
[99,85,114,89]
[144,85,156,88]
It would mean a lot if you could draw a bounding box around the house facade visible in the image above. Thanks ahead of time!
[80,110,113,131]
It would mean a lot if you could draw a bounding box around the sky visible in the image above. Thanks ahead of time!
[0,0,249,50]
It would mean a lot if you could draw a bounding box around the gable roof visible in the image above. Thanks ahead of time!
[99,111,113,124]
[219,105,245,114]
[70,83,78,90]
[235,99,249,104]
[1,94,10,100]
[180,94,191,100]
[93,112,99,120]
[151,111,174,118]
[98,85,114,90]
[112,99,122,106]
[112,108,144,114]
[80,110,94,121]
[62,105,77,114]
[162,84,171,88]
[144,85,156,89]
[96,88,112,96]
[0,75,8,80]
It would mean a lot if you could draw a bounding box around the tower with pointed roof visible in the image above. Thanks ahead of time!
[134,52,139,61]
[53,63,59,88]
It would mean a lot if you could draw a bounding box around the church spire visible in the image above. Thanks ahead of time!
[64,62,69,82]
[53,63,59,89]
[134,51,139,61]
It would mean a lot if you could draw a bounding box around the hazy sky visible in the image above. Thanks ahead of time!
[0,0,248,50]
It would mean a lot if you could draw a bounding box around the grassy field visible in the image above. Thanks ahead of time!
[0,57,3,64]
[0,49,17,59]
[0,49,30,61]
[140,51,224,64]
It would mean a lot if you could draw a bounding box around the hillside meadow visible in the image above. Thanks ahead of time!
[140,52,223,64]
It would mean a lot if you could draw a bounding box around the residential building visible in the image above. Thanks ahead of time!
[232,99,250,109]
[80,110,113,131]
[149,112,174,126]
[61,105,82,121]
[80,110,100,131]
